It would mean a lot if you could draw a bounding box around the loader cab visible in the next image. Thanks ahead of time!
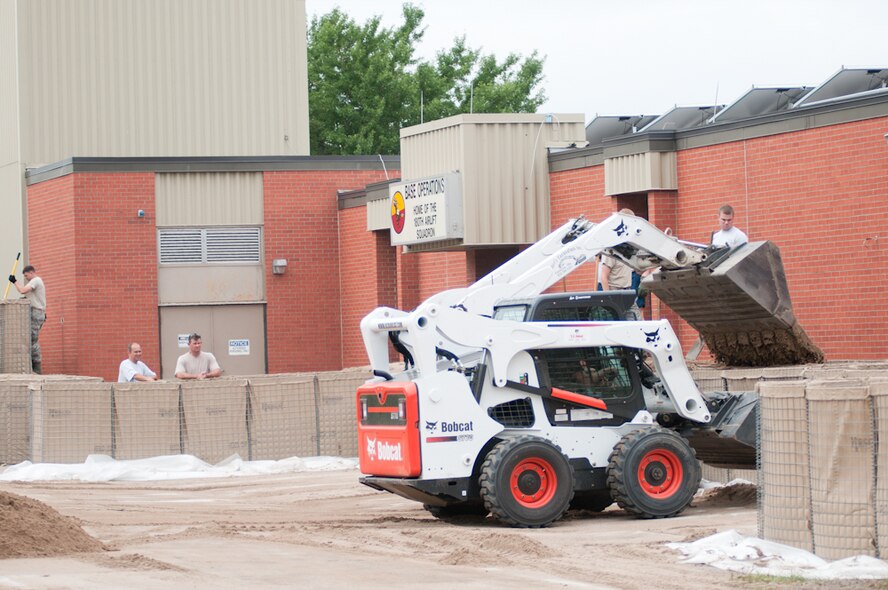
[491,291,648,428]
[531,344,646,426]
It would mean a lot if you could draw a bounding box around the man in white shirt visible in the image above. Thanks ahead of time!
[711,204,748,248]
[118,342,158,382]
[175,333,222,379]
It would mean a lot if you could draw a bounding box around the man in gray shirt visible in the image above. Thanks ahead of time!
[9,265,46,374]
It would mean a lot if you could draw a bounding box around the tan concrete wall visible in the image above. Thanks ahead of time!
[16,0,309,160]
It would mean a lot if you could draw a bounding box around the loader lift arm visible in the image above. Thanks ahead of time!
[362,212,709,377]
[422,211,821,367]
[427,213,706,317]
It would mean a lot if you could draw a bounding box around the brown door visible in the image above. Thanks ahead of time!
[159,305,266,379]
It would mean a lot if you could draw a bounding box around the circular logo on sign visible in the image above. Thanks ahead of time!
[391,191,406,234]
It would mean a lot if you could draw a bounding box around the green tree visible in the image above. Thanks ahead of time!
[307,4,546,155]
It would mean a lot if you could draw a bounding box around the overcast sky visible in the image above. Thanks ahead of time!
[304,0,888,123]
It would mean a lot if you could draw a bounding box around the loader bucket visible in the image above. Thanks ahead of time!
[645,241,823,367]
[682,391,758,469]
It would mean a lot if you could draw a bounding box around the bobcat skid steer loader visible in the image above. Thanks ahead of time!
[356,212,819,527]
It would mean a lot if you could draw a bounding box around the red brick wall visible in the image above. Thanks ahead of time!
[27,175,77,375]
[615,194,649,219]
[471,247,521,283]
[548,117,888,360]
[28,173,158,380]
[396,249,470,312]
[338,208,398,367]
[548,166,610,292]
[263,170,389,373]
[396,246,475,310]
[673,118,888,359]
[25,114,888,380]
[647,190,686,335]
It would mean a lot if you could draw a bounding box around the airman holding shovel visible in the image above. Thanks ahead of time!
[9,265,46,374]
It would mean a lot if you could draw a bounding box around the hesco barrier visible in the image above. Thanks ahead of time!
[688,362,888,485]
[0,371,368,465]
[758,376,888,560]
[4,361,888,560]
[0,301,32,374]
[0,375,104,464]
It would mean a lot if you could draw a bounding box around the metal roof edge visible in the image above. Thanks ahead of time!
[675,90,888,148]
[25,155,402,185]
[547,144,605,172]
[400,113,586,138]
[549,92,888,170]
[338,178,402,210]
[602,131,677,158]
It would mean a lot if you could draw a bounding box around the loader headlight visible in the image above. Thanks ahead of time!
[398,399,406,420]
[361,398,368,421]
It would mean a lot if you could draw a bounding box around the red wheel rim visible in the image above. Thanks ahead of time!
[637,449,683,499]
[510,457,557,508]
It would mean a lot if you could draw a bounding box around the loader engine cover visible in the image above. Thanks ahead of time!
[646,240,823,366]
[357,382,421,477]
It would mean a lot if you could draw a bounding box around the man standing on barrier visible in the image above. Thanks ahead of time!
[8,265,46,374]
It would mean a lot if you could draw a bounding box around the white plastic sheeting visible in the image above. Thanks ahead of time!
[0,453,357,482]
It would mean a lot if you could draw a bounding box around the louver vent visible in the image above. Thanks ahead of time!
[159,227,261,264]
[206,227,261,262]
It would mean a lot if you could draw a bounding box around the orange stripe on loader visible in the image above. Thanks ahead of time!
[550,388,607,411]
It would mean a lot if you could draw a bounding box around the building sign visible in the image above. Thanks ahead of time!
[389,172,463,246]
[228,339,250,355]
[178,334,190,348]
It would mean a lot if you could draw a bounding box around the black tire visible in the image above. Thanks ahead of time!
[607,427,701,519]
[479,436,574,528]
[423,502,489,521]
[570,490,613,512]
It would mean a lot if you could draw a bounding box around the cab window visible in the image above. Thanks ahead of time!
[538,305,619,322]
[535,346,633,402]
[493,305,529,322]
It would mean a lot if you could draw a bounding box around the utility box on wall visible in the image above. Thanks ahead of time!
[386,113,586,251]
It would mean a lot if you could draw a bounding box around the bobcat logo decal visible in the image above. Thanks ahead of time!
[644,328,661,343]
[425,421,438,433]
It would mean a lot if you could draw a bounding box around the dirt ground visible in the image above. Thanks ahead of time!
[0,470,878,590]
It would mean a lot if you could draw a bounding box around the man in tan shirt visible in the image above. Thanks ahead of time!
[175,333,223,379]
[600,209,641,321]
[9,265,46,374]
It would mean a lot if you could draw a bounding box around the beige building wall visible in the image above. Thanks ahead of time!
[156,172,264,227]
[398,113,585,247]
[0,0,24,269]
[16,0,309,162]
[155,172,265,305]
[2,0,309,263]
[604,152,678,195]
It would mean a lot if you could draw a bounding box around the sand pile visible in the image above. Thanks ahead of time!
[0,490,104,559]
[700,482,757,507]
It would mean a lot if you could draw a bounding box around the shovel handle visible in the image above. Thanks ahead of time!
[3,252,21,300]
